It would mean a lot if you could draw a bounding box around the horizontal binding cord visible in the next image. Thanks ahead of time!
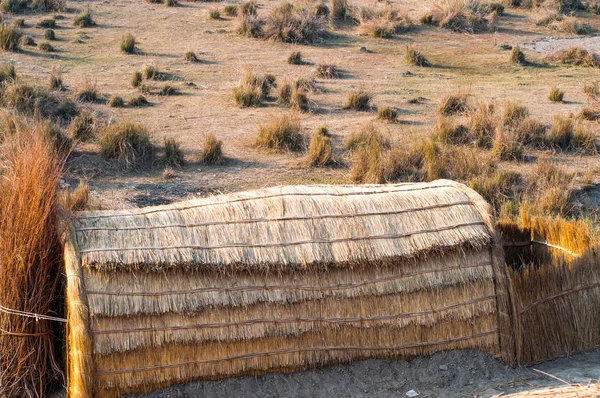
[92,294,496,335]
[79,184,455,220]
[520,282,600,313]
[76,201,474,233]
[95,329,498,376]
[87,261,493,297]
[0,304,67,323]
[79,222,488,254]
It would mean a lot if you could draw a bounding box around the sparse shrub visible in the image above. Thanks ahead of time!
[74,79,98,102]
[232,70,275,107]
[1,0,26,13]
[314,63,339,78]
[290,88,309,112]
[48,66,62,90]
[492,129,524,161]
[21,35,35,46]
[131,71,143,88]
[346,122,390,151]
[200,133,224,164]
[332,0,349,21]
[183,50,200,62]
[307,131,333,166]
[358,6,412,38]
[121,33,137,54]
[438,91,469,115]
[143,64,158,80]
[69,112,97,141]
[263,2,329,44]
[255,113,304,151]
[127,95,149,107]
[0,63,16,84]
[509,45,526,64]
[235,14,264,38]
[36,18,55,28]
[44,28,55,40]
[239,0,258,16]
[38,41,54,52]
[377,106,397,122]
[100,121,154,169]
[74,8,95,28]
[108,95,124,108]
[164,137,184,167]
[583,82,599,102]
[405,45,431,66]
[343,87,372,111]
[159,84,178,96]
[548,87,564,102]
[209,8,221,19]
[503,101,529,127]
[466,103,496,148]
[0,23,22,51]
[288,50,303,65]
[548,47,599,67]
[547,115,574,150]
[223,4,238,17]
[277,79,293,104]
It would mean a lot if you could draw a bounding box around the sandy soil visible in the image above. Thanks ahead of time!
[118,350,600,398]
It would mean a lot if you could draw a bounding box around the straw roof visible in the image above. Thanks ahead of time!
[65,180,517,398]
[72,181,494,272]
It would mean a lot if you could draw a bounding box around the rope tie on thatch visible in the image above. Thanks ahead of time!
[79,183,454,220]
[75,200,474,233]
[78,221,487,254]
[87,261,492,296]
[95,329,498,375]
[92,294,496,335]
[520,282,600,313]
[0,305,66,337]
[503,240,580,258]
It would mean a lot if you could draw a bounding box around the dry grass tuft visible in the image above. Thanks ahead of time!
[377,106,397,122]
[346,122,390,151]
[233,70,275,107]
[357,6,412,38]
[209,7,221,19]
[120,33,137,54]
[438,90,470,115]
[548,87,564,102]
[69,112,98,141]
[183,50,200,62]
[44,28,55,40]
[223,4,238,17]
[0,122,66,398]
[164,137,184,167]
[235,14,264,38]
[314,63,339,79]
[307,130,333,166]
[74,8,95,28]
[127,94,149,107]
[422,0,496,33]
[548,47,599,67]
[263,3,329,44]
[38,41,54,52]
[492,129,524,161]
[100,121,154,169]
[503,101,529,127]
[63,180,93,211]
[405,45,431,66]
[288,50,303,65]
[290,88,309,112]
[583,82,599,102]
[0,63,16,84]
[199,133,224,165]
[431,114,469,145]
[108,95,124,108]
[74,79,98,102]
[343,87,372,111]
[509,45,526,64]
[332,0,349,21]
[547,115,574,150]
[466,102,496,148]
[255,113,304,152]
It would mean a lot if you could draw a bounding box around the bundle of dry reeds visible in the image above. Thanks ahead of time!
[0,121,66,397]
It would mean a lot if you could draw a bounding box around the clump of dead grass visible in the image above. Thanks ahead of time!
[120,33,137,54]
[509,45,526,64]
[233,70,276,107]
[343,87,372,111]
[314,63,340,78]
[548,47,599,67]
[263,2,330,44]
[438,90,470,115]
[255,113,304,151]
[377,106,397,122]
[69,112,98,141]
[199,133,224,165]
[307,129,333,166]
[405,45,431,66]
[164,137,184,167]
[421,0,497,33]
[357,5,412,38]
[548,87,564,102]
[100,121,154,169]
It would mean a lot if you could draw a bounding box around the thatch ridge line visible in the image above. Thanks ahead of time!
[78,183,455,220]
[75,201,474,233]
[79,221,487,254]
[92,294,496,335]
[87,261,492,297]
[519,282,600,313]
[95,329,498,376]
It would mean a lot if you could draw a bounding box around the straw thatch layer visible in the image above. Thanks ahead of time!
[65,181,515,397]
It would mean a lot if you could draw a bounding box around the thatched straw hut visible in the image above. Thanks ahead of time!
[65,180,515,397]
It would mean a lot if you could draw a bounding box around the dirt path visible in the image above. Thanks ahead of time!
[123,350,600,398]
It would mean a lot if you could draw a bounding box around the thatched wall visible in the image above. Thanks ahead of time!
[500,216,600,365]
[65,181,515,397]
